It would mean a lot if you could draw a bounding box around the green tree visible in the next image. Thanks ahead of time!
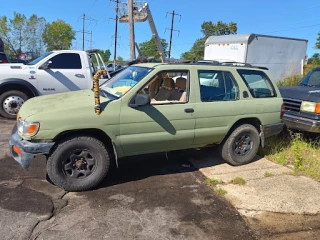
[0,16,16,57]
[308,53,320,64]
[139,38,168,59]
[316,32,320,49]
[25,14,46,57]
[181,21,237,60]
[117,56,124,62]
[10,12,27,52]
[100,49,111,62]
[42,19,75,51]
[92,49,111,64]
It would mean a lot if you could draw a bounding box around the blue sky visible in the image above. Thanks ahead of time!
[2,0,320,60]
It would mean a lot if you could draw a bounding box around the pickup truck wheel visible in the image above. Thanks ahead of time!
[0,90,28,119]
[47,136,110,191]
[220,124,260,166]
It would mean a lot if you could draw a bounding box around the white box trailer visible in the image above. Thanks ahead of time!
[204,33,308,82]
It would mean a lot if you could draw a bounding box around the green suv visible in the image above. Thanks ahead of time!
[9,61,284,191]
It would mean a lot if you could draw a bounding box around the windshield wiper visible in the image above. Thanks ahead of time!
[299,82,314,87]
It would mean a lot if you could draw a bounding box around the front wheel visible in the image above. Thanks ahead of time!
[47,136,110,191]
[0,90,28,119]
[220,124,260,166]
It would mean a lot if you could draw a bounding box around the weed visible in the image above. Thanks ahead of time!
[205,178,223,187]
[228,177,246,185]
[264,172,273,177]
[263,131,320,181]
[216,188,227,195]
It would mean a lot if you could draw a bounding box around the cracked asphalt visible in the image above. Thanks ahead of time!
[0,119,255,240]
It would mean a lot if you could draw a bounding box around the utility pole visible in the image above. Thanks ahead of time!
[128,0,136,60]
[78,14,96,50]
[165,11,181,59]
[82,14,85,50]
[114,0,119,69]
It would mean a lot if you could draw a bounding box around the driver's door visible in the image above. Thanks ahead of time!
[119,69,196,156]
[36,53,89,95]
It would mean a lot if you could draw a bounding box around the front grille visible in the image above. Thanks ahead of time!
[283,98,302,112]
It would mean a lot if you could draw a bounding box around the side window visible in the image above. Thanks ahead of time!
[139,70,189,104]
[237,69,276,98]
[198,70,239,102]
[48,53,82,69]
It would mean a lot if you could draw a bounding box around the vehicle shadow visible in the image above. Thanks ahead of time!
[95,150,199,190]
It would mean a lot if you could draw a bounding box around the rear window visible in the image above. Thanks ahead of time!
[237,69,276,98]
[0,53,8,62]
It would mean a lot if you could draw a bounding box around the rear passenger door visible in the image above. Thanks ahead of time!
[194,69,244,145]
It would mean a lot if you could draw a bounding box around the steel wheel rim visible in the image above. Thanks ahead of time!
[233,134,253,157]
[3,96,24,115]
[62,149,97,179]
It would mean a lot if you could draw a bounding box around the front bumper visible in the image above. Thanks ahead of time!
[282,113,320,133]
[9,124,55,169]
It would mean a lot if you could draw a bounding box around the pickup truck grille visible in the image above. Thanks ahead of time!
[283,98,302,112]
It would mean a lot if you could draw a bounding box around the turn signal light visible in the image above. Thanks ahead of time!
[13,145,22,155]
[315,103,320,114]
[27,124,39,135]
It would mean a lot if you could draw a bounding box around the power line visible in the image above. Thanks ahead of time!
[262,23,320,34]
[87,0,99,14]
[78,14,97,50]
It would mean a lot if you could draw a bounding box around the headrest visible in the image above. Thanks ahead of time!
[162,77,174,90]
[149,77,161,91]
[176,77,186,89]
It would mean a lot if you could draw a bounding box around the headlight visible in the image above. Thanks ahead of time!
[17,118,40,137]
[300,101,320,114]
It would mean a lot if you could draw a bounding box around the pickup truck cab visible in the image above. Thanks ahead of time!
[9,61,284,191]
[0,49,109,119]
[280,67,320,132]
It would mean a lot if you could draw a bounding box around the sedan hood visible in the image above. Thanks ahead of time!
[279,86,320,102]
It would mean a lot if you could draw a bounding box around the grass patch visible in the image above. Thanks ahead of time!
[228,177,246,185]
[277,75,302,87]
[260,129,320,181]
[205,178,223,187]
[264,172,273,177]
[216,188,227,195]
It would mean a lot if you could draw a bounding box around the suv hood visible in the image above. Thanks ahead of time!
[19,90,109,119]
[279,86,320,102]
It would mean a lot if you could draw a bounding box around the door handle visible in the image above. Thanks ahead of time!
[184,108,194,113]
[74,74,84,77]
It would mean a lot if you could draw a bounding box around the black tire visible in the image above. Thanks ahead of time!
[47,135,110,191]
[220,124,260,166]
[0,90,28,119]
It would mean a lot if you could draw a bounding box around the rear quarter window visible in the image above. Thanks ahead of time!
[237,69,276,98]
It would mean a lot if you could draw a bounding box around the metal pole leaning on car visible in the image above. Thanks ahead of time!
[93,69,107,115]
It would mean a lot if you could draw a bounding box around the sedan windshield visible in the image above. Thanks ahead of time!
[299,69,320,87]
[100,66,153,98]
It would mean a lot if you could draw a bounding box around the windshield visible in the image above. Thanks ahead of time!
[27,52,53,65]
[100,66,153,98]
[299,69,320,87]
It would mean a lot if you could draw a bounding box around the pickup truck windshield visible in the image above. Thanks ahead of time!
[299,69,320,87]
[100,66,153,98]
[27,52,53,65]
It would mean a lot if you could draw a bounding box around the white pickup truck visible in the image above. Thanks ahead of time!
[0,49,112,119]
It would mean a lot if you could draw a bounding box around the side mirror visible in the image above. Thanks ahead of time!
[129,93,151,108]
[39,60,52,70]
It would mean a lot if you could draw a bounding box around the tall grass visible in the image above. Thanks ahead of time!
[260,130,320,181]
[276,64,320,87]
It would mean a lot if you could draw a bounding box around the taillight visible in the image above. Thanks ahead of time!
[280,103,285,119]
[2,59,8,63]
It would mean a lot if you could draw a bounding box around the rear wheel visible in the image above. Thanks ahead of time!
[220,124,260,166]
[47,136,110,191]
[0,90,28,119]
